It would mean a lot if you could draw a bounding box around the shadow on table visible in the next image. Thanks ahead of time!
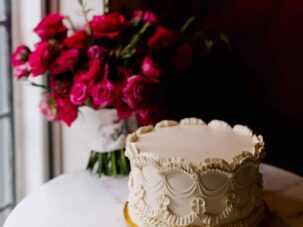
[268,216,291,227]
[263,191,303,227]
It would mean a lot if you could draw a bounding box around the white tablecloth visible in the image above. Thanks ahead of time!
[3,164,303,227]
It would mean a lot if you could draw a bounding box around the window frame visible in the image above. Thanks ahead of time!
[12,0,51,202]
[0,0,16,221]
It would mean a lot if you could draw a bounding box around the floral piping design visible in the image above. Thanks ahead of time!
[157,194,171,211]
[191,197,206,215]
[129,161,263,226]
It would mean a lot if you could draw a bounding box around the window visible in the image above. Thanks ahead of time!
[0,0,15,225]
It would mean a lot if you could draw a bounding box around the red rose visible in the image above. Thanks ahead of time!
[74,59,102,87]
[110,66,131,84]
[28,41,54,76]
[55,96,78,126]
[39,93,57,121]
[137,105,165,125]
[50,49,79,75]
[173,43,194,72]
[132,10,158,25]
[13,63,30,79]
[87,45,108,61]
[89,13,125,39]
[122,75,155,109]
[90,79,119,107]
[148,26,178,50]
[114,98,134,120]
[49,79,70,96]
[11,45,31,67]
[34,13,67,40]
[141,56,161,83]
[70,83,88,106]
[63,30,88,50]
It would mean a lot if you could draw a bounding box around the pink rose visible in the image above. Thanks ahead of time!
[90,79,119,107]
[39,93,57,121]
[40,92,79,126]
[70,83,88,106]
[148,26,178,50]
[137,105,165,125]
[132,10,158,25]
[50,49,79,75]
[114,98,134,120]
[55,96,78,126]
[173,43,194,72]
[28,41,54,76]
[87,45,108,61]
[122,75,155,109]
[141,56,161,82]
[63,30,88,50]
[34,13,67,40]
[89,13,125,39]
[74,59,102,87]
[11,45,31,67]
[13,63,30,79]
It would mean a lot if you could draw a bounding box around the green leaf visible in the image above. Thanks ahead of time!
[205,40,214,50]
[220,32,230,44]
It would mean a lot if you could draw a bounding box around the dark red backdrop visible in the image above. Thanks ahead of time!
[110,0,303,175]
[211,0,303,175]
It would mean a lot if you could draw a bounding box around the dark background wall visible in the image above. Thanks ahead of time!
[208,0,303,176]
[110,0,303,175]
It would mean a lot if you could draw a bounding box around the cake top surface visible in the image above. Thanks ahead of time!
[132,118,261,164]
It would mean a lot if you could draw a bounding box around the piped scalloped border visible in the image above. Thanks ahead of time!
[126,118,265,172]
[127,202,264,227]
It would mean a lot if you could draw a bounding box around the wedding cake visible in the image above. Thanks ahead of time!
[125,118,265,227]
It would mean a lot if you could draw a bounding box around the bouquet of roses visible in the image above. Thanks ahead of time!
[11,1,195,127]
[11,0,231,176]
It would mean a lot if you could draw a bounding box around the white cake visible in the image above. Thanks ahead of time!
[125,118,265,227]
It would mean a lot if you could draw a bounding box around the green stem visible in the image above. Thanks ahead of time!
[120,149,129,175]
[30,82,49,90]
[111,151,117,177]
[97,153,103,176]
[103,153,112,175]
[77,0,92,36]
[180,16,196,33]
[86,149,129,177]
[66,16,77,33]
[86,151,94,170]
[121,23,149,57]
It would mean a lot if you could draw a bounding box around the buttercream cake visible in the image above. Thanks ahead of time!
[125,118,265,227]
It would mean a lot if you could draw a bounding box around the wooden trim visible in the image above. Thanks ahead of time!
[45,0,60,13]
[48,123,63,177]
[42,0,63,177]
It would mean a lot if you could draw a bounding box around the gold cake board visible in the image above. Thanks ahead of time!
[124,202,138,227]
[124,202,268,227]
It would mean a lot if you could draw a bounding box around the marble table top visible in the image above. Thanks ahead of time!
[3,164,303,227]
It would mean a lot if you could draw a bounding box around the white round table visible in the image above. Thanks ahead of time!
[3,164,303,227]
